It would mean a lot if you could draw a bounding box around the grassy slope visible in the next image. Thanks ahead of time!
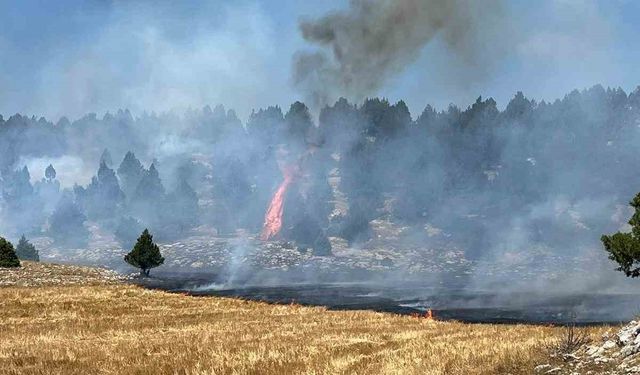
[0,263,610,374]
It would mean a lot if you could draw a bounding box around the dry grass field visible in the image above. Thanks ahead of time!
[0,264,613,375]
[0,261,126,287]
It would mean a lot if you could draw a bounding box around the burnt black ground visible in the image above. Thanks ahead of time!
[136,274,639,325]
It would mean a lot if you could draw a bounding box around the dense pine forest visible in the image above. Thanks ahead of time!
[1,85,639,260]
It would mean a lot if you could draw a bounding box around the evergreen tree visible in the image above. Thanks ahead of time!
[163,181,199,234]
[34,176,61,217]
[503,91,535,122]
[45,164,56,181]
[602,192,640,277]
[319,98,363,152]
[191,104,245,144]
[284,101,313,151]
[212,158,252,231]
[49,191,89,246]
[15,235,39,261]
[376,99,411,140]
[124,229,164,276]
[130,164,165,227]
[133,164,165,200]
[0,237,20,268]
[360,97,391,138]
[117,151,144,198]
[246,106,285,146]
[3,166,34,201]
[282,185,332,256]
[98,161,122,196]
[2,166,44,235]
[81,161,124,221]
[339,138,383,244]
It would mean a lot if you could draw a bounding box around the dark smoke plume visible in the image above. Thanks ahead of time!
[294,0,507,110]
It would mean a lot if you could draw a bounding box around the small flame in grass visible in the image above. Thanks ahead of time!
[412,309,435,321]
[426,309,434,320]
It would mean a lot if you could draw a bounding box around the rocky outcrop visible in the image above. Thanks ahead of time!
[538,321,640,374]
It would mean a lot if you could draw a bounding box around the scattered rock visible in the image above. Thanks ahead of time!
[535,364,552,372]
[539,320,640,374]
[603,340,617,350]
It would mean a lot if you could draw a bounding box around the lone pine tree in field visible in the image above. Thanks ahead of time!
[15,235,39,261]
[602,192,640,277]
[125,229,164,277]
[0,237,20,268]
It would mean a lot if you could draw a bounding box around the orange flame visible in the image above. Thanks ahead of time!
[260,168,295,241]
[411,309,435,321]
[426,309,434,320]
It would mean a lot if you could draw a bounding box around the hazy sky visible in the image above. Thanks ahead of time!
[0,0,639,121]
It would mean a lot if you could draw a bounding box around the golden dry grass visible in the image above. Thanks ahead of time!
[0,282,611,375]
[0,261,126,287]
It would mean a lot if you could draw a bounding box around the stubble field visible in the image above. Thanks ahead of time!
[0,263,610,374]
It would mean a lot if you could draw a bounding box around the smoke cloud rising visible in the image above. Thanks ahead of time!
[293,0,508,110]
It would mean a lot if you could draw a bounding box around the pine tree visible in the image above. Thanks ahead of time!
[117,151,144,198]
[124,229,164,277]
[602,192,640,277]
[284,101,313,151]
[3,166,44,235]
[3,166,34,201]
[163,181,199,234]
[49,191,89,246]
[36,163,61,215]
[246,105,285,146]
[212,158,251,231]
[130,164,166,226]
[0,237,20,268]
[133,164,165,200]
[318,98,363,152]
[15,235,39,261]
[45,164,56,181]
[81,162,125,221]
[97,162,123,199]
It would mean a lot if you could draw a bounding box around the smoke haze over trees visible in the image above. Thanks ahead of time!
[1,85,640,271]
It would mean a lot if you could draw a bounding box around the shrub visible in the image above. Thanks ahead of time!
[602,192,640,277]
[15,235,39,261]
[0,237,20,268]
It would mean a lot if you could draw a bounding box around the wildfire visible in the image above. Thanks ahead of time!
[260,167,296,241]
[426,309,434,320]
[412,309,435,321]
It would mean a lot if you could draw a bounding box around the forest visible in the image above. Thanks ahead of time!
[1,85,639,260]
